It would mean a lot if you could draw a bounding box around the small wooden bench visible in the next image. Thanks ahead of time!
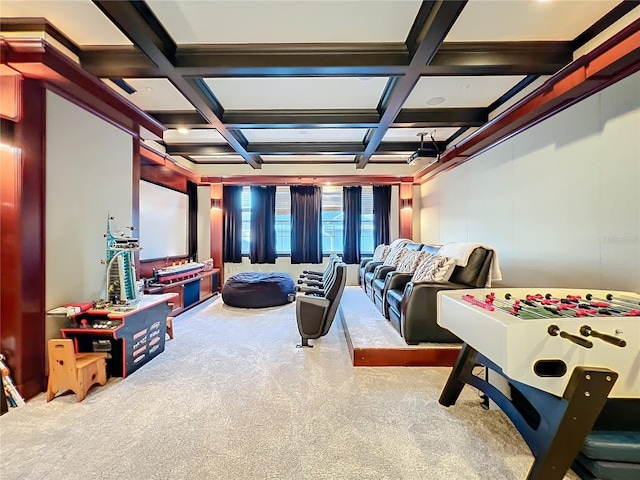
[47,339,107,402]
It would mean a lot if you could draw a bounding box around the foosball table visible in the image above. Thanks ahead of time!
[437,288,640,480]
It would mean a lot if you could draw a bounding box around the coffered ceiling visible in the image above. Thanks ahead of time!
[1,0,637,179]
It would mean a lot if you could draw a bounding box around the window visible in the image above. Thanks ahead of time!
[241,185,374,256]
[241,186,291,255]
[361,186,374,255]
[321,186,343,254]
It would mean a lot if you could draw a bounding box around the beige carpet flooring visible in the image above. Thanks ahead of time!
[0,295,579,480]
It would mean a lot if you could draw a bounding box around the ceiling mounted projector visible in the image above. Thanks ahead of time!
[408,131,440,166]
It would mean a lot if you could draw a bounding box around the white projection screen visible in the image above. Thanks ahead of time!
[139,180,189,260]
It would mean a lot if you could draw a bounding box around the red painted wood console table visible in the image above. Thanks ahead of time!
[60,294,176,378]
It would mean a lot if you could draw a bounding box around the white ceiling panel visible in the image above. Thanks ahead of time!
[204,77,389,110]
[404,76,524,108]
[0,0,132,45]
[446,0,619,42]
[242,129,367,143]
[147,0,422,44]
[102,78,195,111]
[382,127,460,142]
[262,155,355,163]
[164,129,227,144]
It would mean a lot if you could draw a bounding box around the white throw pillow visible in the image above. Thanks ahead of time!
[372,244,390,262]
[383,247,407,267]
[396,250,429,273]
[412,254,457,282]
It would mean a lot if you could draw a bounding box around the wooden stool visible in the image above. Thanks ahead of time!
[166,316,174,340]
[46,339,107,402]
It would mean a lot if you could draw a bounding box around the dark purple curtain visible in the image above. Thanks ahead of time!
[222,185,243,263]
[342,186,361,264]
[250,186,277,264]
[290,186,322,264]
[373,185,391,246]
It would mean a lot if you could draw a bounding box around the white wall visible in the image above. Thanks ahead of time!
[419,71,640,291]
[46,91,133,308]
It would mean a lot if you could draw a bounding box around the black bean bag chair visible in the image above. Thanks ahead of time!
[222,272,296,308]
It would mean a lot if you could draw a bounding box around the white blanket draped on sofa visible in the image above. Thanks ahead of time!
[438,242,502,287]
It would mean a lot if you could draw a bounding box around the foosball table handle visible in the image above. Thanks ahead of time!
[579,325,627,347]
[548,324,593,348]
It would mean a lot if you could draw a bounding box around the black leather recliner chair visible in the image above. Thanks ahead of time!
[358,238,411,287]
[362,242,423,298]
[386,247,494,345]
[296,262,347,347]
[372,244,440,317]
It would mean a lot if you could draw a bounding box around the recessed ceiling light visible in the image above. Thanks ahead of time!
[357,77,373,81]
[177,128,189,134]
[460,84,470,90]
[427,96,445,105]
[298,130,308,135]
[145,87,155,92]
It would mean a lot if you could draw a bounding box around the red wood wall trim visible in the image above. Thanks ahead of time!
[414,18,640,184]
[3,38,165,139]
[140,144,201,184]
[200,175,405,186]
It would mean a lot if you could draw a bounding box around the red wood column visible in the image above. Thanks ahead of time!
[399,181,413,240]
[210,183,223,284]
[132,133,141,271]
[0,79,46,399]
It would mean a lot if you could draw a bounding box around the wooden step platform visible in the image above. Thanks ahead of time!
[338,287,460,367]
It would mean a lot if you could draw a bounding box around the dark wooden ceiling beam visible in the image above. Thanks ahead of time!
[377,141,446,154]
[81,47,159,78]
[165,141,446,156]
[426,41,572,75]
[149,111,209,127]
[249,143,366,155]
[223,110,381,129]
[149,108,486,129]
[166,144,236,156]
[80,42,574,78]
[92,0,261,169]
[392,108,486,127]
[176,43,408,77]
[357,0,468,168]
